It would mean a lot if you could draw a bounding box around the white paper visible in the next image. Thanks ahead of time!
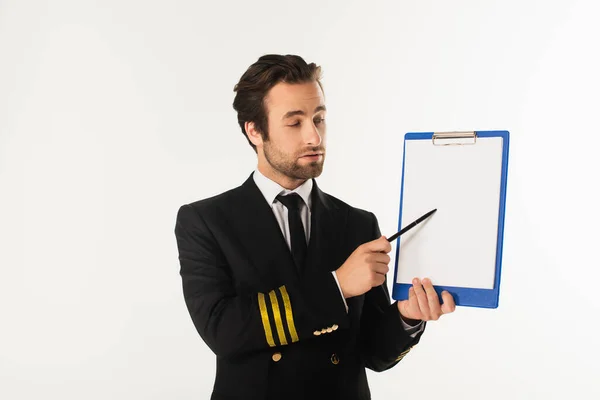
[396,136,503,289]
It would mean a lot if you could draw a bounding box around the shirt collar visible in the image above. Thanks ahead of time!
[253,168,313,210]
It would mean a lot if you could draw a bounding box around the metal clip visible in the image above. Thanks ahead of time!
[432,131,477,146]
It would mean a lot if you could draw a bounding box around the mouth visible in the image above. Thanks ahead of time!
[300,152,324,158]
[300,152,324,161]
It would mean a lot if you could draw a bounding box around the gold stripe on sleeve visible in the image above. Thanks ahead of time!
[269,290,288,346]
[258,293,276,347]
[279,285,299,343]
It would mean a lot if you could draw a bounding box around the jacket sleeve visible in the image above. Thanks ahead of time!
[174,204,349,360]
[358,212,426,372]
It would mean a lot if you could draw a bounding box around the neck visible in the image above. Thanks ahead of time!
[257,159,306,190]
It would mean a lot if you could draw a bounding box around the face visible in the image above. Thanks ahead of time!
[248,81,327,188]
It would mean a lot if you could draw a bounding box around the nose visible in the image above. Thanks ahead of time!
[304,121,322,146]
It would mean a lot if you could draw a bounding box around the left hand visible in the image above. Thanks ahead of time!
[397,277,456,323]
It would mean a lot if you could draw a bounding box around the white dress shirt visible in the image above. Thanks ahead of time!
[252,169,423,336]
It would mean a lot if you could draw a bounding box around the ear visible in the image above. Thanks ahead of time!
[245,121,264,148]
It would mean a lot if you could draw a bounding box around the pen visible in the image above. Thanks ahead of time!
[387,208,437,242]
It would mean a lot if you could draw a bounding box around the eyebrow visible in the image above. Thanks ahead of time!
[282,105,327,120]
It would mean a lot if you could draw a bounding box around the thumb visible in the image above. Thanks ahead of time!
[362,235,392,253]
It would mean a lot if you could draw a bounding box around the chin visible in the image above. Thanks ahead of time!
[302,164,324,179]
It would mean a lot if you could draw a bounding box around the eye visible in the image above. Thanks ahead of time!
[288,121,300,127]
[314,117,325,125]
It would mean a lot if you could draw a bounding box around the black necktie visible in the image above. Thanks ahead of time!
[276,193,307,271]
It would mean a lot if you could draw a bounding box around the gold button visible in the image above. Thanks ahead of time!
[272,352,282,362]
[332,324,338,331]
[313,330,321,336]
[326,327,333,333]
[321,328,327,334]
[331,353,340,365]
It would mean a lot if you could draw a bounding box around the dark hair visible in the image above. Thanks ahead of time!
[232,54,323,151]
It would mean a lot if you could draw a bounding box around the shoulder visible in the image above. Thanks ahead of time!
[176,184,244,221]
[190,186,242,211]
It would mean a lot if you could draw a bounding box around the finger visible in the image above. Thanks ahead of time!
[408,286,416,302]
[412,278,431,319]
[370,270,386,287]
[371,263,389,275]
[369,252,390,265]
[441,291,456,314]
[374,273,386,286]
[407,287,422,319]
[422,278,442,320]
[363,236,392,253]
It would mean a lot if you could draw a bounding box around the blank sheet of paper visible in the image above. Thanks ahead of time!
[396,136,504,289]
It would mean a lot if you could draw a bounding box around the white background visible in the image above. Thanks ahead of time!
[1,0,599,399]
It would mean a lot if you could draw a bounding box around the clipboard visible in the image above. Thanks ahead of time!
[391,131,510,308]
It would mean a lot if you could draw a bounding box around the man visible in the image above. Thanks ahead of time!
[174,54,456,400]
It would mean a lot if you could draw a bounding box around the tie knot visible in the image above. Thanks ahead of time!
[276,193,304,211]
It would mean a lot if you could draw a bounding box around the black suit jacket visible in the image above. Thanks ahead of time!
[174,173,425,400]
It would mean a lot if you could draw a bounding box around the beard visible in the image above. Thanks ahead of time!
[263,140,325,180]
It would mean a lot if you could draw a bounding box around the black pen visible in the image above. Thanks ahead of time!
[387,209,437,242]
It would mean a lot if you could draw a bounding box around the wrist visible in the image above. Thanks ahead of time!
[334,268,349,299]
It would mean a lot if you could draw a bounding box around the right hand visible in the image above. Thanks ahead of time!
[335,235,392,298]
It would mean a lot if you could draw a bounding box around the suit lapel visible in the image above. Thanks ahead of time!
[305,180,348,276]
[221,174,298,288]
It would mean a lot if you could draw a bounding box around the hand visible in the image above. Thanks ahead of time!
[397,278,456,323]
[335,235,392,298]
